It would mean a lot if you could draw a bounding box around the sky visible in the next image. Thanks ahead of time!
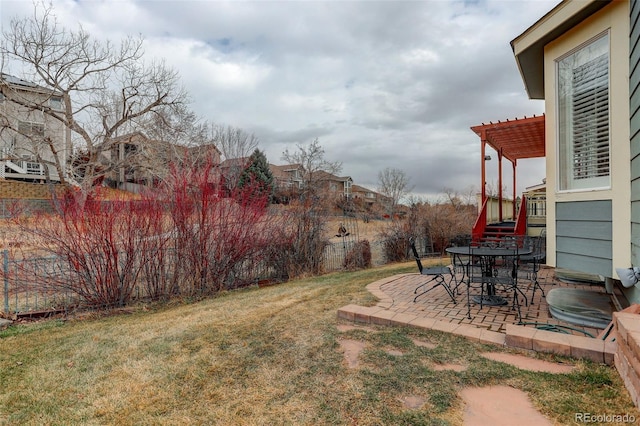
[0,0,559,201]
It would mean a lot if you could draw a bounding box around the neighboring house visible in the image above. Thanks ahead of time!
[351,184,379,207]
[105,132,163,189]
[218,157,251,191]
[268,164,353,202]
[187,143,222,168]
[511,0,635,300]
[0,73,69,183]
[522,180,547,236]
[351,184,395,218]
[269,163,304,191]
[312,170,353,200]
[104,132,221,191]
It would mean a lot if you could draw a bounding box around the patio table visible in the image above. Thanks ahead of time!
[446,246,531,306]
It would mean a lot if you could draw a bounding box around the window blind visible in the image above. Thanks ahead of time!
[571,53,609,180]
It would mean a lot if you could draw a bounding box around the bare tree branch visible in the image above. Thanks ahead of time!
[281,138,342,197]
[0,1,188,195]
[377,167,412,217]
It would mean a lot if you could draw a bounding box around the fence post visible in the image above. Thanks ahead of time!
[3,249,8,315]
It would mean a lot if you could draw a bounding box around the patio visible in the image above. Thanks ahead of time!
[376,266,609,337]
[338,263,619,365]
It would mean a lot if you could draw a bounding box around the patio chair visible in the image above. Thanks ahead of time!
[466,239,525,323]
[517,233,547,303]
[409,237,457,303]
[465,244,488,319]
[494,237,526,322]
[449,235,472,295]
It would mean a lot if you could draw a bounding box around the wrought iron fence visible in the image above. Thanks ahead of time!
[2,251,77,315]
[1,241,367,315]
[0,199,56,218]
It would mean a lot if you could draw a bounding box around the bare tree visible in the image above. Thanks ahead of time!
[377,167,412,217]
[281,138,342,197]
[442,186,478,209]
[128,106,222,185]
[279,138,341,276]
[484,180,508,199]
[0,2,188,195]
[214,124,259,161]
[212,124,260,190]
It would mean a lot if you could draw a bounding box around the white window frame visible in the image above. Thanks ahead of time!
[18,121,45,138]
[49,96,63,110]
[25,161,43,175]
[556,31,610,192]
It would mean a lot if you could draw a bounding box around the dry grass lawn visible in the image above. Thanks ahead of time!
[1,261,638,425]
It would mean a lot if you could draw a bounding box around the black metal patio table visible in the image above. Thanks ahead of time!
[446,245,531,306]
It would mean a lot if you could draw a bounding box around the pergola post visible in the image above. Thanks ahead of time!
[512,159,517,219]
[498,149,503,223]
[480,132,487,204]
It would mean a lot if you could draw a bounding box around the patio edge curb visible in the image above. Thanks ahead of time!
[337,304,615,365]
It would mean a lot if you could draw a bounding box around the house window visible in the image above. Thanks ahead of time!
[18,121,45,138]
[25,161,43,175]
[0,137,14,158]
[49,96,63,110]
[557,32,610,191]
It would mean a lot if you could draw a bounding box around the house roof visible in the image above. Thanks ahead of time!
[470,115,545,163]
[352,184,374,193]
[1,73,62,96]
[313,170,352,183]
[269,163,302,172]
[219,157,250,169]
[109,131,152,144]
[510,0,611,99]
[188,143,221,156]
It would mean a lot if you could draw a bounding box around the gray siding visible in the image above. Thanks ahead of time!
[556,200,612,276]
[632,0,640,267]
[632,0,640,264]
[632,0,640,268]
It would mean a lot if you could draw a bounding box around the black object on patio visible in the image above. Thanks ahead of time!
[409,237,457,304]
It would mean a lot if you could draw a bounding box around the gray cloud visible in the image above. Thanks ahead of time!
[1,0,557,199]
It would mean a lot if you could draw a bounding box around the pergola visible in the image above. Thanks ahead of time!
[470,114,545,222]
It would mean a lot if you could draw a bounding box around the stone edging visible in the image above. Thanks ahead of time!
[339,275,615,365]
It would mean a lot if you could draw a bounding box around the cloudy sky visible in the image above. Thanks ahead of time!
[0,0,558,201]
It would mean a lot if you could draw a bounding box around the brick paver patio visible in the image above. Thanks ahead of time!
[369,265,614,338]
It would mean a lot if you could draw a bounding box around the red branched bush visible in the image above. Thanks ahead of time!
[162,161,282,294]
[7,159,291,308]
[11,188,171,307]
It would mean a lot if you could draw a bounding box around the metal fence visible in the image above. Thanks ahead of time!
[1,240,372,315]
[2,251,77,315]
[0,199,56,218]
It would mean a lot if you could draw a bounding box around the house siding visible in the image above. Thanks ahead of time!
[630,0,640,302]
[0,79,67,182]
[556,200,612,276]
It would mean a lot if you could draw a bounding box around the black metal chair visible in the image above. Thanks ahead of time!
[449,235,472,296]
[466,244,488,319]
[409,237,457,303]
[467,238,525,323]
[516,232,547,303]
[495,237,526,321]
